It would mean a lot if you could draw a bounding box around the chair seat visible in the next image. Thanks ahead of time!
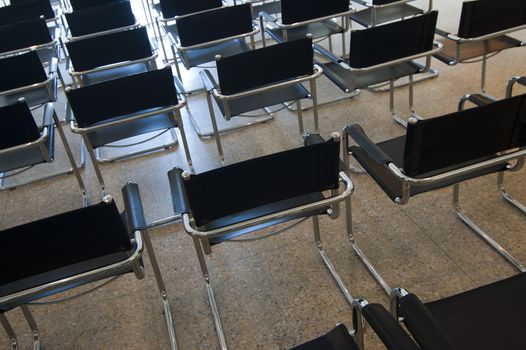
[205,191,329,245]
[267,20,344,42]
[79,62,150,86]
[319,60,422,92]
[350,135,509,201]
[424,272,526,349]
[289,324,359,350]
[179,38,251,69]
[86,110,177,149]
[214,83,309,117]
[350,3,423,27]
[0,126,55,173]
[252,1,281,19]
[434,35,522,64]
[0,202,133,311]
[0,83,55,108]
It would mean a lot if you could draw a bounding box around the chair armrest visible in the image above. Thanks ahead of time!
[199,69,219,93]
[344,124,393,165]
[48,57,58,76]
[173,75,186,95]
[397,293,457,350]
[459,93,495,108]
[517,76,526,87]
[259,11,277,23]
[435,28,449,37]
[167,168,191,215]
[361,303,421,350]
[121,182,147,231]
[42,103,55,127]
[303,133,325,146]
[314,44,343,64]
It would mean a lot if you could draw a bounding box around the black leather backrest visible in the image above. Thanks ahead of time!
[349,11,437,68]
[458,0,526,38]
[65,1,136,38]
[66,66,178,128]
[0,200,132,286]
[0,51,47,93]
[217,38,313,95]
[183,138,341,227]
[176,4,253,47]
[0,19,52,54]
[372,0,402,4]
[0,100,40,150]
[67,27,152,72]
[69,0,122,10]
[0,0,55,24]
[159,0,222,19]
[281,0,349,24]
[403,94,526,177]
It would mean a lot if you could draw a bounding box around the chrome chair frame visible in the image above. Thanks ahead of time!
[0,100,87,204]
[173,139,355,349]
[435,24,526,96]
[342,121,526,295]
[200,64,323,161]
[0,188,179,350]
[259,8,354,57]
[315,40,443,126]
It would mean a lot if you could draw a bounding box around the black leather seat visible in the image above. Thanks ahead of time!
[350,0,427,28]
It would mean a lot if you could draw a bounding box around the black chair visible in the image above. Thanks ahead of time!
[0,185,179,350]
[291,300,420,350]
[0,18,65,86]
[154,0,224,62]
[343,93,526,294]
[65,26,157,87]
[259,0,353,57]
[66,66,191,197]
[457,76,526,216]
[169,134,354,349]
[0,99,86,202]
[390,272,526,350]
[0,50,57,109]
[200,38,323,160]
[434,0,526,96]
[350,0,430,28]
[169,3,258,92]
[314,11,441,126]
[63,0,139,41]
[68,0,122,10]
[0,0,58,25]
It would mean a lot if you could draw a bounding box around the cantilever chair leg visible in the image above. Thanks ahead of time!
[141,228,179,350]
[0,314,18,350]
[309,79,320,133]
[205,92,225,162]
[20,306,40,350]
[389,75,417,128]
[192,237,228,350]
[453,183,526,272]
[497,159,526,215]
[296,100,304,135]
[81,134,106,198]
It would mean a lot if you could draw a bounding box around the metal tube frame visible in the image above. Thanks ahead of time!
[182,169,355,349]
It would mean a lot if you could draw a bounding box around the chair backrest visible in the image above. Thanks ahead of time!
[458,0,526,38]
[0,100,40,150]
[159,0,222,19]
[348,11,437,68]
[183,138,340,227]
[176,3,253,47]
[403,94,526,177]
[280,0,350,25]
[0,51,48,93]
[65,1,136,38]
[0,18,52,54]
[0,0,55,24]
[217,38,313,95]
[66,66,178,128]
[66,27,152,72]
[69,0,122,10]
[0,200,131,287]
[372,0,402,4]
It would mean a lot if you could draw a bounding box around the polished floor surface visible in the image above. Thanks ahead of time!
[1,0,526,348]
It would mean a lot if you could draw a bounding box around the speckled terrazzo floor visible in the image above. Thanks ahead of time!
[1,0,526,349]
